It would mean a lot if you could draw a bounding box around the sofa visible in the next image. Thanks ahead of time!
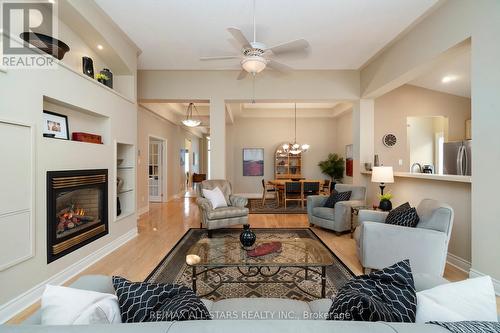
[354,199,454,276]
[307,184,366,233]
[5,273,457,333]
[196,180,248,236]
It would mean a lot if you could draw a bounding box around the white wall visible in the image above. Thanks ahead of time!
[226,117,338,194]
[375,85,470,172]
[0,1,139,320]
[334,111,354,184]
[360,0,500,284]
[137,107,200,212]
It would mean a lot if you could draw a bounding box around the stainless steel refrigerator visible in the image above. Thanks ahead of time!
[443,140,472,176]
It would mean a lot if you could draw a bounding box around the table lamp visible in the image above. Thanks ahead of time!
[371,166,394,211]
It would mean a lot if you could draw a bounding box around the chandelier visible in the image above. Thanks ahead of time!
[277,103,310,155]
[181,103,201,127]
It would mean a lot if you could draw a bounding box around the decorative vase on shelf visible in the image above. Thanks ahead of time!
[82,56,94,78]
[117,197,122,216]
[379,199,392,212]
[100,68,113,89]
[240,224,256,249]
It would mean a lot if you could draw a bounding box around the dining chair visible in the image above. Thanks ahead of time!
[302,181,320,206]
[284,181,303,209]
[261,179,279,205]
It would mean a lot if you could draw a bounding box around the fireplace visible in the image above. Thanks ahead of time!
[47,169,108,263]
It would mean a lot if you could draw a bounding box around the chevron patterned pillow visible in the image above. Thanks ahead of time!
[112,276,211,323]
[327,260,417,322]
[385,202,420,227]
[323,190,352,208]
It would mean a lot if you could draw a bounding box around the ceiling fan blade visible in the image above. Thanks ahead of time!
[267,39,309,55]
[200,55,240,61]
[236,70,248,80]
[227,27,251,48]
[267,60,292,73]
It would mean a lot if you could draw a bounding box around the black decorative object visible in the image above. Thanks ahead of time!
[19,32,70,60]
[240,224,256,248]
[379,199,392,212]
[327,260,417,322]
[100,68,113,88]
[117,197,122,216]
[82,56,94,78]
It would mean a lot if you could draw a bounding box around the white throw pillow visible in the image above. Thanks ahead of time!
[202,186,228,208]
[41,285,121,325]
[415,276,497,323]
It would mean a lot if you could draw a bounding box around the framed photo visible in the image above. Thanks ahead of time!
[43,111,69,140]
[243,148,264,176]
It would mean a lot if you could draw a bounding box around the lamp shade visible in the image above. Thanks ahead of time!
[371,166,394,183]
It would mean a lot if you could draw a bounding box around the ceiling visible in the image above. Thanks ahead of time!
[410,42,471,97]
[95,0,439,70]
[140,101,352,134]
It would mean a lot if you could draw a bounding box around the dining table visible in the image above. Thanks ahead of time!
[267,179,328,207]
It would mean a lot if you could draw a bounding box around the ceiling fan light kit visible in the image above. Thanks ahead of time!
[200,0,309,80]
[241,56,267,74]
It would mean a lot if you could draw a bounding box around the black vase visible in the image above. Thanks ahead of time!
[379,199,392,212]
[82,56,94,78]
[117,197,122,216]
[240,224,256,248]
[100,68,113,89]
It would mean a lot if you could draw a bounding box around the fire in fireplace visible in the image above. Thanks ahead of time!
[47,169,108,263]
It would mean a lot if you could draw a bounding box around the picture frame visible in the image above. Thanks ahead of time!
[42,111,69,140]
[243,148,264,176]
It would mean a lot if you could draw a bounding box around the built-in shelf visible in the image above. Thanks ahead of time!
[115,142,136,222]
[361,171,472,183]
[43,96,110,145]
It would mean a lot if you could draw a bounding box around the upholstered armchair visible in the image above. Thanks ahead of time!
[354,199,454,276]
[307,184,367,233]
[196,180,248,237]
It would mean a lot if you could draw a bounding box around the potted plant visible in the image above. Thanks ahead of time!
[378,192,393,211]
[318,153,345,183]
[95,73,109,85]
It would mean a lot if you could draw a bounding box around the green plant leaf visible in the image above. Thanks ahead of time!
[318,153,345,181]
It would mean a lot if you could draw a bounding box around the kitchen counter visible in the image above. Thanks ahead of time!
[361,171,471,183]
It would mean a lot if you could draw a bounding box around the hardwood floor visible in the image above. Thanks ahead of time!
[7,193,499,323]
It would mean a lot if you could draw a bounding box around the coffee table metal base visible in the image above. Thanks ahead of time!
[191,265,327,299]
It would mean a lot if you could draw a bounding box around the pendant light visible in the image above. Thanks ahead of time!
[279,103,310,155]
[182,103,201,127]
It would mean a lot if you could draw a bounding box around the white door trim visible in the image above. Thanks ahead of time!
[148,135,168,203]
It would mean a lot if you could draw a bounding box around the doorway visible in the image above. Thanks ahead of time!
[149,136,167,202]
[184,138,191,190]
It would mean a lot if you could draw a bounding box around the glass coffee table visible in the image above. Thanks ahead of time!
[186,237,334,298]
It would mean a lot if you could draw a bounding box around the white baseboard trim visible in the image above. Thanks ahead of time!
[0,227,138,323]
[446,253,471,273]
[137,205,149,217]
[469,269,500,296]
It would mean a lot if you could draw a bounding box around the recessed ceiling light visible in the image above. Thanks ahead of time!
[442,75,458,83]
[97,44,103,50]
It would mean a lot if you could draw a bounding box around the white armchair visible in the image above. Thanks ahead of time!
[354,199,454,276]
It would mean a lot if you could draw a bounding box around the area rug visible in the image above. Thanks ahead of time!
[146,228,354,301]
[246,198,307,214]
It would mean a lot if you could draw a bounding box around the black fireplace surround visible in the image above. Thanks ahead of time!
[47,169,108,263]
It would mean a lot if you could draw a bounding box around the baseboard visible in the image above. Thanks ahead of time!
[0,227,138,323]
[137,205,149,217]
[446,253,471,273]
[469,269,500,296]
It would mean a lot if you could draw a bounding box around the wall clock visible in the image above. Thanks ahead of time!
[382,133,397,147]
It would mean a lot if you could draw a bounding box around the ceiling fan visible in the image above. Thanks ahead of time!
[200,0,309,80]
